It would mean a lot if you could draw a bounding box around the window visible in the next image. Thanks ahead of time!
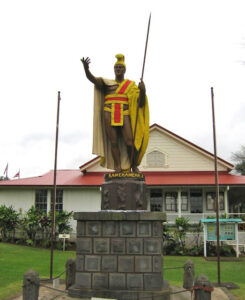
[181,192,188,211]
[165,192,177,211]
[150,189,163,211]
[35,190,48,213]
[51,190,63,212]
[206,192,224,211]
[146,151,165,167]
[190,190,203,213]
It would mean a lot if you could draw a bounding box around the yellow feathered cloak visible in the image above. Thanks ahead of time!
[92,78,149,171]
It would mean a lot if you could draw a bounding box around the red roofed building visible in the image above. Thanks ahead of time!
[0,124,245,232]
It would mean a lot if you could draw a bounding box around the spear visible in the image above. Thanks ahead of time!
[140,13,151,81]
[131,13,151,170]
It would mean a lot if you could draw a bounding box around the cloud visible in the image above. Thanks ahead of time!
[60,130,90,144]
[20,130,90,147]
[20,133,54,146]
[231,105,245,126]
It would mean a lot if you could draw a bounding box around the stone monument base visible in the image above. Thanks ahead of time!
[69,280,170,300]
[68,211,170,300]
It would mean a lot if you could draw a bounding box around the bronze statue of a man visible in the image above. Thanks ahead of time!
[81,54,149,173]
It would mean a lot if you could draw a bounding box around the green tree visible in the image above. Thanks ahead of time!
[174,217,190,252]
[0,205,20,241]
[49,210,73,236]
[232,145,245,175]
[0,176,9,181]
[21,206,42,245]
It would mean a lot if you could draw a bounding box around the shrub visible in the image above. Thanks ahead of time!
[0,205,20,241]
[191,221,203,248]
[205,242,236,257]
[53,210,73,235]
[20,207,73,248]
[163,217,191,255]
[21,206,42,245]
[174,217,190,251]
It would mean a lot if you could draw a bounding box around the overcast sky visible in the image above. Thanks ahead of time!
[1,0,245,178]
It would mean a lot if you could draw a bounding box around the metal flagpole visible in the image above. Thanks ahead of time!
[131,13,151,169]
[211,87,221,285]
[50,91,61,280]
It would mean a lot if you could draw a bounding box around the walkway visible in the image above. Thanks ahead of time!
[11,283,234,300]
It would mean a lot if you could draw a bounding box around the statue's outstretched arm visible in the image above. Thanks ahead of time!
[81,57,104,89]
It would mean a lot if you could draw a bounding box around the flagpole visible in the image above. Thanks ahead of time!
[4,163,9,179]
[50,91,61,280]
[211,87,221,285]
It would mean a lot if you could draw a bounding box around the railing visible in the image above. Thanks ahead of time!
[227,213,245,219]
[166,212,245,224]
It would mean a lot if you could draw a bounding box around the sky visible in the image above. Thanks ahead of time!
[1,0,245,178]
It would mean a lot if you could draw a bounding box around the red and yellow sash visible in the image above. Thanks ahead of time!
[104,80,132,126]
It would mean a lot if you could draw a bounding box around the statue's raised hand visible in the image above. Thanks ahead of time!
[81,57,91,70]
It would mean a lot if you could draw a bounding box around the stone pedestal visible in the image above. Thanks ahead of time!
[101,173,147,210]
[68,211,169,300]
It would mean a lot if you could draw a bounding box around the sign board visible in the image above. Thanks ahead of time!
[207,223,235,241]
[59,234,70,239]
[201,219,242,258]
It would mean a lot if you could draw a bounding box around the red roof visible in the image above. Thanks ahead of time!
[0,170,103,187]
[0,170,245,187]
[144,171,245,185]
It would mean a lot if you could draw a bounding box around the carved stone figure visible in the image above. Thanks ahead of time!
[193,274,213,300]
[183,259,194,289]
[66,258,76,290]
[22,269,39,300]
[81,54,149,173]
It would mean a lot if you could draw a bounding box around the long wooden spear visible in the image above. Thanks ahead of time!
[140,13,151,81]
[131,13,151,170]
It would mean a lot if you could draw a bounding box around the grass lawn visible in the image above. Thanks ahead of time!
[1,243,245,300]
[164,256,245,300]
[0,243,75,299]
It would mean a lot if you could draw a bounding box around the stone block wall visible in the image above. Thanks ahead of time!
[69,211,168,299]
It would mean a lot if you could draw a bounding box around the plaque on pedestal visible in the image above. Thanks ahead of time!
[101,173,146,210]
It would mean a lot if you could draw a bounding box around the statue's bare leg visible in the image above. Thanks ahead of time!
[121,116,140,173]
[104,111,121,172]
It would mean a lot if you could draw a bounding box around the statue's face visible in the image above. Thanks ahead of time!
[114,64,126,77]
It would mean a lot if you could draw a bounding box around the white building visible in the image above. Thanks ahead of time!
[1,124,245,233]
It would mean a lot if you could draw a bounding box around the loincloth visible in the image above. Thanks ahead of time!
[104,94,129,126]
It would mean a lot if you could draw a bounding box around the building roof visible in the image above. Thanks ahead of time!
[79,123,234,173]
[0,123,238,187]
[1,170,245,187]
[79,156,100,172]
[150,123,234,170]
